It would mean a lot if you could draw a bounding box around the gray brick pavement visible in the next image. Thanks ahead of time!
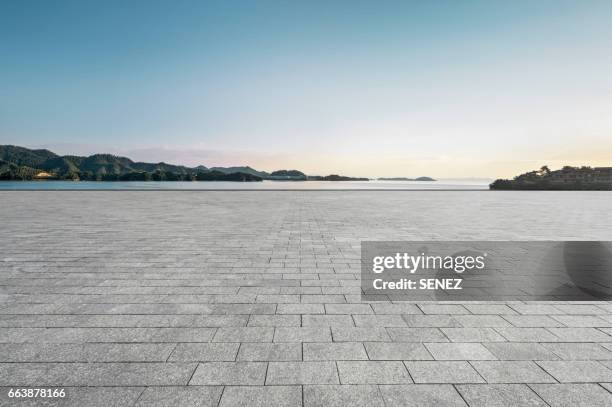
[1,191,612,406]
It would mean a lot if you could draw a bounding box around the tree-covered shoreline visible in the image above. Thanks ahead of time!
[490,166,612,190]
[0,145,371,182]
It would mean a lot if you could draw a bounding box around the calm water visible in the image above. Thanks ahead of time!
[0,180,490,190]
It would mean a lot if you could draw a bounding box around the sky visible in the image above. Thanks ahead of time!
[1,0,612,178]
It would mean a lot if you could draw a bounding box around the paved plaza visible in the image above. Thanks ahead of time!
[1,191,612,406]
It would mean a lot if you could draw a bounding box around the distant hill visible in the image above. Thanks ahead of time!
[0,145,58,168]
[0,145,258,181]
[209,166,268,178]
[0,145,374,182]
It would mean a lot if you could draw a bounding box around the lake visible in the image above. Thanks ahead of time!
[0,179,490,190]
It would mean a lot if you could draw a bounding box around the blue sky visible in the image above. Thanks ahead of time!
[1,0,612,177]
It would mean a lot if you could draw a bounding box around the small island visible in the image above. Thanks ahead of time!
[490,166,612,190]
[378,177,436,181]
[266,170,307,181]
[307,174,369,181]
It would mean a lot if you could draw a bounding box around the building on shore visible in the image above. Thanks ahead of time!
[491,166,612,190]
[548,167,612,184]
[33,171,55,179]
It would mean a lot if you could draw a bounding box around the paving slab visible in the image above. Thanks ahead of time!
[266,361,339,384]
[303,385,385,407]
[470,361,557,383]
[537,361,612,382]
[0,343,176,362]
[274,327,332,342]
[402,315,462,328]
[353,315,408,327]
[424,343,497,360]
[540,342,612,360]
[529,383,612,407]
[482,342,559,360]
[454,315,512,328]
[404,361,484,383]
[248,315,301,326]
[502,315,565,328]
[380,384,468,406]
[301,315,354,327]
[547,328,612,342]
[303,342,368,360]
[168,343,240,361]
[219,386,302,407]
[364,342,432,360]
[189,362,267,385]
[387,328,448,342]
[336,361,412,384]
[212,327,274,342]
[0,362,197,386]
[456,384,547,407]
[237,343,302,361]
[495,328,559,342]
[134,386,223,407]
[331,327,391,342]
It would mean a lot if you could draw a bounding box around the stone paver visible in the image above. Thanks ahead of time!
[2,191,612,406]
[529,383,612,407]
[331,327,390,342]
[168,343,239,361]
[540,342,612,360]
[482,342,559,360]
[405,361,485,383]
[134,386,223,407]
[337,361,412,384]
[387,327,448,342]
[380,384,468,406]
[364,342,432,360]
[470,361,556,383]
[456,384,547,407]
[266,361,339,384]
[213,327,274,342]
[237,343,302,361]
[536,361,612,382]
[303,342,368,360]
[188,362,267,385]
[0,362,197,386]
[219,386,302,407]
[0,343,176,362]
[441,328,506,342]
[424,343,497,360]
[274,327,332,342]
[303,385,385,407]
